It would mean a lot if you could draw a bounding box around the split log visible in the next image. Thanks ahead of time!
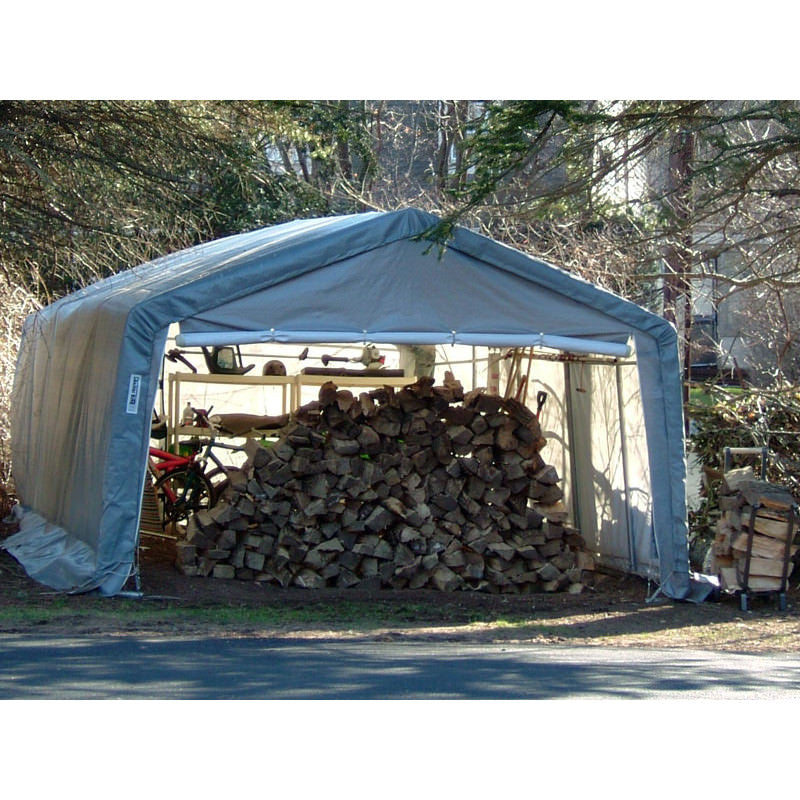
[731,532,795,561]
[742,510,794,541]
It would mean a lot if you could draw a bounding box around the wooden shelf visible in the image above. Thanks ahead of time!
[166,370,416,448]
[167,372,295,449]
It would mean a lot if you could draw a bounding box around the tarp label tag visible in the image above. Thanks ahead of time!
[126,374,142,414]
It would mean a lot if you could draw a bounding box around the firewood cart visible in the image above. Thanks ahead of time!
[737,500,797,611]
[724,446,797,612]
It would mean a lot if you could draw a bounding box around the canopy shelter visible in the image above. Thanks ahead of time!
[5,209,690,597]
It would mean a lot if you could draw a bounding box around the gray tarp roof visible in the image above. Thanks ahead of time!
[5,208,690,597]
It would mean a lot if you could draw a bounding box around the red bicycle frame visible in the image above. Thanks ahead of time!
[147,445,197,503]
[149,445,193,473]
[148,405,243,514]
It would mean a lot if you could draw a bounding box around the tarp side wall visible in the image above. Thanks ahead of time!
[633,330,689,597]
[94,324,170,593]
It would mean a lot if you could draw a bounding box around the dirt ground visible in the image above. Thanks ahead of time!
[2,525,800,653]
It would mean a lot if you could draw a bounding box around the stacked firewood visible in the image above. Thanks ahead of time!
[175,376,591,593]
[711,467,798,593]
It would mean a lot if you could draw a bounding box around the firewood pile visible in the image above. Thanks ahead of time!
[176,375,592,593]
[710,467,798,593]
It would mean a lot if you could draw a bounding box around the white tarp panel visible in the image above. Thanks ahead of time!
[616,357,657,576]
[567,357,656,576]
[526,353,659,582]
[5,209,690,597]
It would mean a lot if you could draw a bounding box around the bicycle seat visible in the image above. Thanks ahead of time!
[150,416,167,440]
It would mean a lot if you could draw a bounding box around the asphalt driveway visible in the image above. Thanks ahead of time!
[2,635,800,699]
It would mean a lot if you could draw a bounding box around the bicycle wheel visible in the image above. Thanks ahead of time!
[153,467,214,531]
[205,465,244,503]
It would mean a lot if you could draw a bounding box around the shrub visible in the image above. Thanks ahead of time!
[0,277,40,496]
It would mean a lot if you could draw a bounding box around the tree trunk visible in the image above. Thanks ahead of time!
[662,126,695,430]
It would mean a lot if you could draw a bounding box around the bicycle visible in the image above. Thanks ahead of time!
[148,407,244,533]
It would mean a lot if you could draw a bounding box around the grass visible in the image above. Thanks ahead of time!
[0,595,516,632]
[688,384,744,408]
[2,557,799,653]
[2,597,800,653]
